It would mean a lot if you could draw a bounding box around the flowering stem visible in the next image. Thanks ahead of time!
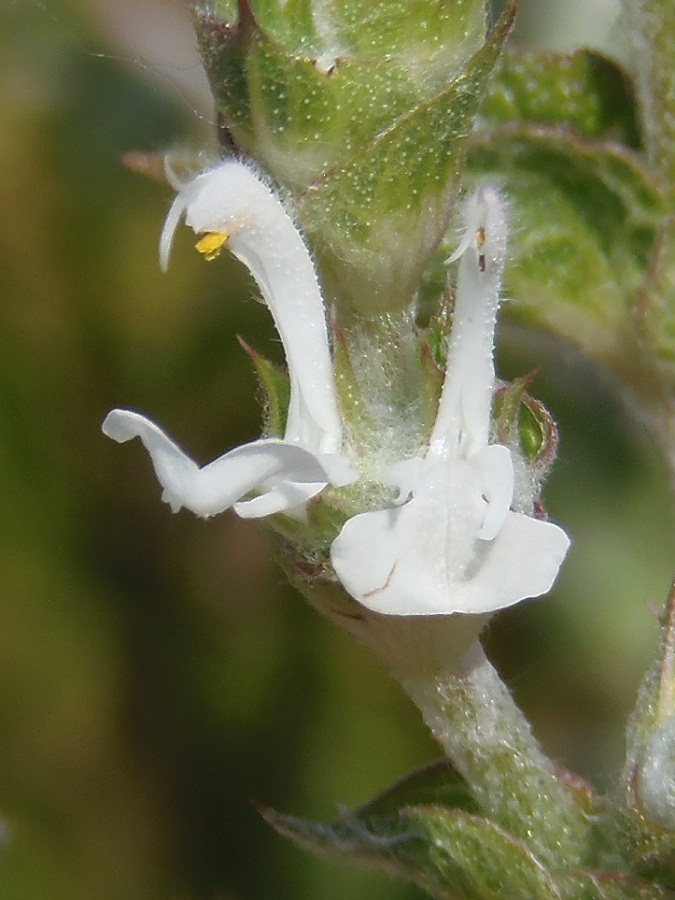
[397,643,591,869]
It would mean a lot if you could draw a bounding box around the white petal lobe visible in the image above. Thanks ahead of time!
[331,496,570,617]
[103,409,334,519]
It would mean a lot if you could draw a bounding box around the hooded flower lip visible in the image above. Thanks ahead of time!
[330,186,570,616]
[103,160,354,519]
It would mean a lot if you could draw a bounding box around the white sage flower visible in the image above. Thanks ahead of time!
[103,160,354,519]
[330,187,570,615]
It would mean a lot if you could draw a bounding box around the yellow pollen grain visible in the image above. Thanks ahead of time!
[195,232,228,261]
[476,226,486,249]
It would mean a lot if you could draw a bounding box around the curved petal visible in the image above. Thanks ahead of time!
[473,443,513,540]
[234,450,359,518]
[102,408,333,519]
[332,458,482,614]
[331,504,403,601]
[234,479,325,518]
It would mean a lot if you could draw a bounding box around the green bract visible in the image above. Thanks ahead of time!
[201,0,486,72]
[197,0,488,182]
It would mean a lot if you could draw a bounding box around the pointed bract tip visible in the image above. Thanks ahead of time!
[236,334,260,361]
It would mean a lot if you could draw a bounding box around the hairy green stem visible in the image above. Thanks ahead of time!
[397,642,591,869]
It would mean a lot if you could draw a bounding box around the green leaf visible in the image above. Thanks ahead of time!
[258,760,474,898]
[198,0,486,79]
[416,806,562,899]
[213,22,420,188]
[259,802,446,897]
[297,2,517,313]
[195,0,487,191]
[351,758,479,819]
[300,0,485,78]
[261,798,566,899]
[480,48,640,147]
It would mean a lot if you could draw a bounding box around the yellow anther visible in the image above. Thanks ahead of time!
[195,231,228,261]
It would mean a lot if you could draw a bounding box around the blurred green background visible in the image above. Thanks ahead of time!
[0,1,671,898]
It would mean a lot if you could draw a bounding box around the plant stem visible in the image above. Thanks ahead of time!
[294,577,592,868]
[397,642,591,869]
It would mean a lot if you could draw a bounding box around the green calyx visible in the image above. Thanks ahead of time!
[193,0,516,313]
[196,0,488,179]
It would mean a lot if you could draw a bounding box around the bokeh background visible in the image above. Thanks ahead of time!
[0,1,671,898]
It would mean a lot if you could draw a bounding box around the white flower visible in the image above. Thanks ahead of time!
[104,166,569,618]
[330,187,570,616]
[103,160,354,519]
